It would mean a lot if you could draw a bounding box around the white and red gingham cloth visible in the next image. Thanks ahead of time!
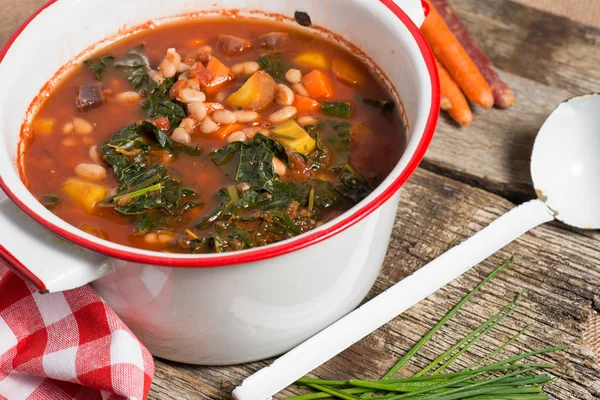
[0,265,154,400]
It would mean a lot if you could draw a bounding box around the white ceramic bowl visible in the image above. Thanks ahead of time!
[0,0,439,364]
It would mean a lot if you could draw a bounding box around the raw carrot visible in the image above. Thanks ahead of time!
[302,70,334,100]
[213,123,245,140]
[421,0,493,108]
[293,95,321,114]
[436,58,472,127]
[431,0,515,108]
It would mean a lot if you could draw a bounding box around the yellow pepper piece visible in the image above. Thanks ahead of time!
[62,178,107,214]
[272,120,316,155]
[225,71,277,110]
[32,118,55,136]
[332,57,365,86]
[294,51,329,70]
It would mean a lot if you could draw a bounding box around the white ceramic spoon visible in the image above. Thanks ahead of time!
[232,93,600,400]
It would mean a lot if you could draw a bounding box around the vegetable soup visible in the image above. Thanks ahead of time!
[20,18,406,254]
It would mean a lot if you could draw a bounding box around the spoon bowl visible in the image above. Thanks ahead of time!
[531,93,600,229]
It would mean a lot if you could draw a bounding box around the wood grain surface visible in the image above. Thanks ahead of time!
[1,1,599,399]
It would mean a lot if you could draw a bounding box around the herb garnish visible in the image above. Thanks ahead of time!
[83,55,114,80]
[283,258,568,400]
[321,102,353,119]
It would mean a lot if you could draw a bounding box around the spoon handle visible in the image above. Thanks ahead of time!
[232,199,555,400]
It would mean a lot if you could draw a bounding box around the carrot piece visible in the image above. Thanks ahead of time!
[204,57,234,95]
[421,0,493,108]
[431,0,515,108]
[293,95,321,114]
[436,58,472,127]
[212,123,245,140]
[301,70,334,100]
[204,102,225,115]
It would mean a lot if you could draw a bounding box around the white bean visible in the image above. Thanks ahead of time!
[159,59,177,78]
[72,117,94,135]
[156,232,174,245]
[116,91,141,104]
[200,116,218,134]
[166,48,182,64]
[242,127,270,139]
[212,109,238,125]
[63,121,74,134]
[75,163,106,181]
[180,117,196,133]
[276,84,295,106]
[148,69,164,84]
[88,145,99,163]
[171,127,192,144]
[269,106,297,124]
[144,233,159,244]
[61,137,76,147]
[214,91,227,103]
[231,61,260,76]
[292,82,310,97]
[178,71,190,81]
[285,69,302,84]
[187,101,207,121]
[273,157,288,176]
[297,116,319,126]
[227,131,247,143]
[177,62,191,73]
[178,88,206,104]
[233,110,259,123]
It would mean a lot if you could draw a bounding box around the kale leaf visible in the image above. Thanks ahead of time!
[257,54,284,80]
[211,134,288,190]
[335,165,372,203]
[140,79,186,127]
[114,45,158,94]
[39,194,61,210]
[83,55,114,80]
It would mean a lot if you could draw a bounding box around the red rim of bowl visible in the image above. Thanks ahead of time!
[0,0,440,270]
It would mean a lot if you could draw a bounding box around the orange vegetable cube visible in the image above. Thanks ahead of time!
[302,70,334,100]
[293,95,321,114]
[213,123,245,140]
[204,57,234,95]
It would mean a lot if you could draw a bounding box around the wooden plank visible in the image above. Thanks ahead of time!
[150,168,600,399]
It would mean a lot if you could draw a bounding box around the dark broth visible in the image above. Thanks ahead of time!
[21,18,406,253]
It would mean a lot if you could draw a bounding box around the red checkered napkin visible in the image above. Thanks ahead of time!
[0,265,154,400]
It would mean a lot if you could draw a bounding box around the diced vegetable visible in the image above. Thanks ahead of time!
[293,95,320,114]
[213,123,245,140]
[294,51,328,70]
[257,54,284,80]
[321,102,352,118]
[225,71,277,110]
[62,178,107,213]
[205,102,225,115]
[272,119,316,155]
[332,57,365,86]
[32,118,55,136]
[302,70,334,100]
[216,34,252,56]
[259,32,290,51]
[76,83,106,110]
[204,57,234,94]
[189,63,214,87]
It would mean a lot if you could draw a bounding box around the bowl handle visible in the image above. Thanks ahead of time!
[390,0,429,28]
[0,190,113,293]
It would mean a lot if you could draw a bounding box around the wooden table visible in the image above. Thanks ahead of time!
[2,1,600,399]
